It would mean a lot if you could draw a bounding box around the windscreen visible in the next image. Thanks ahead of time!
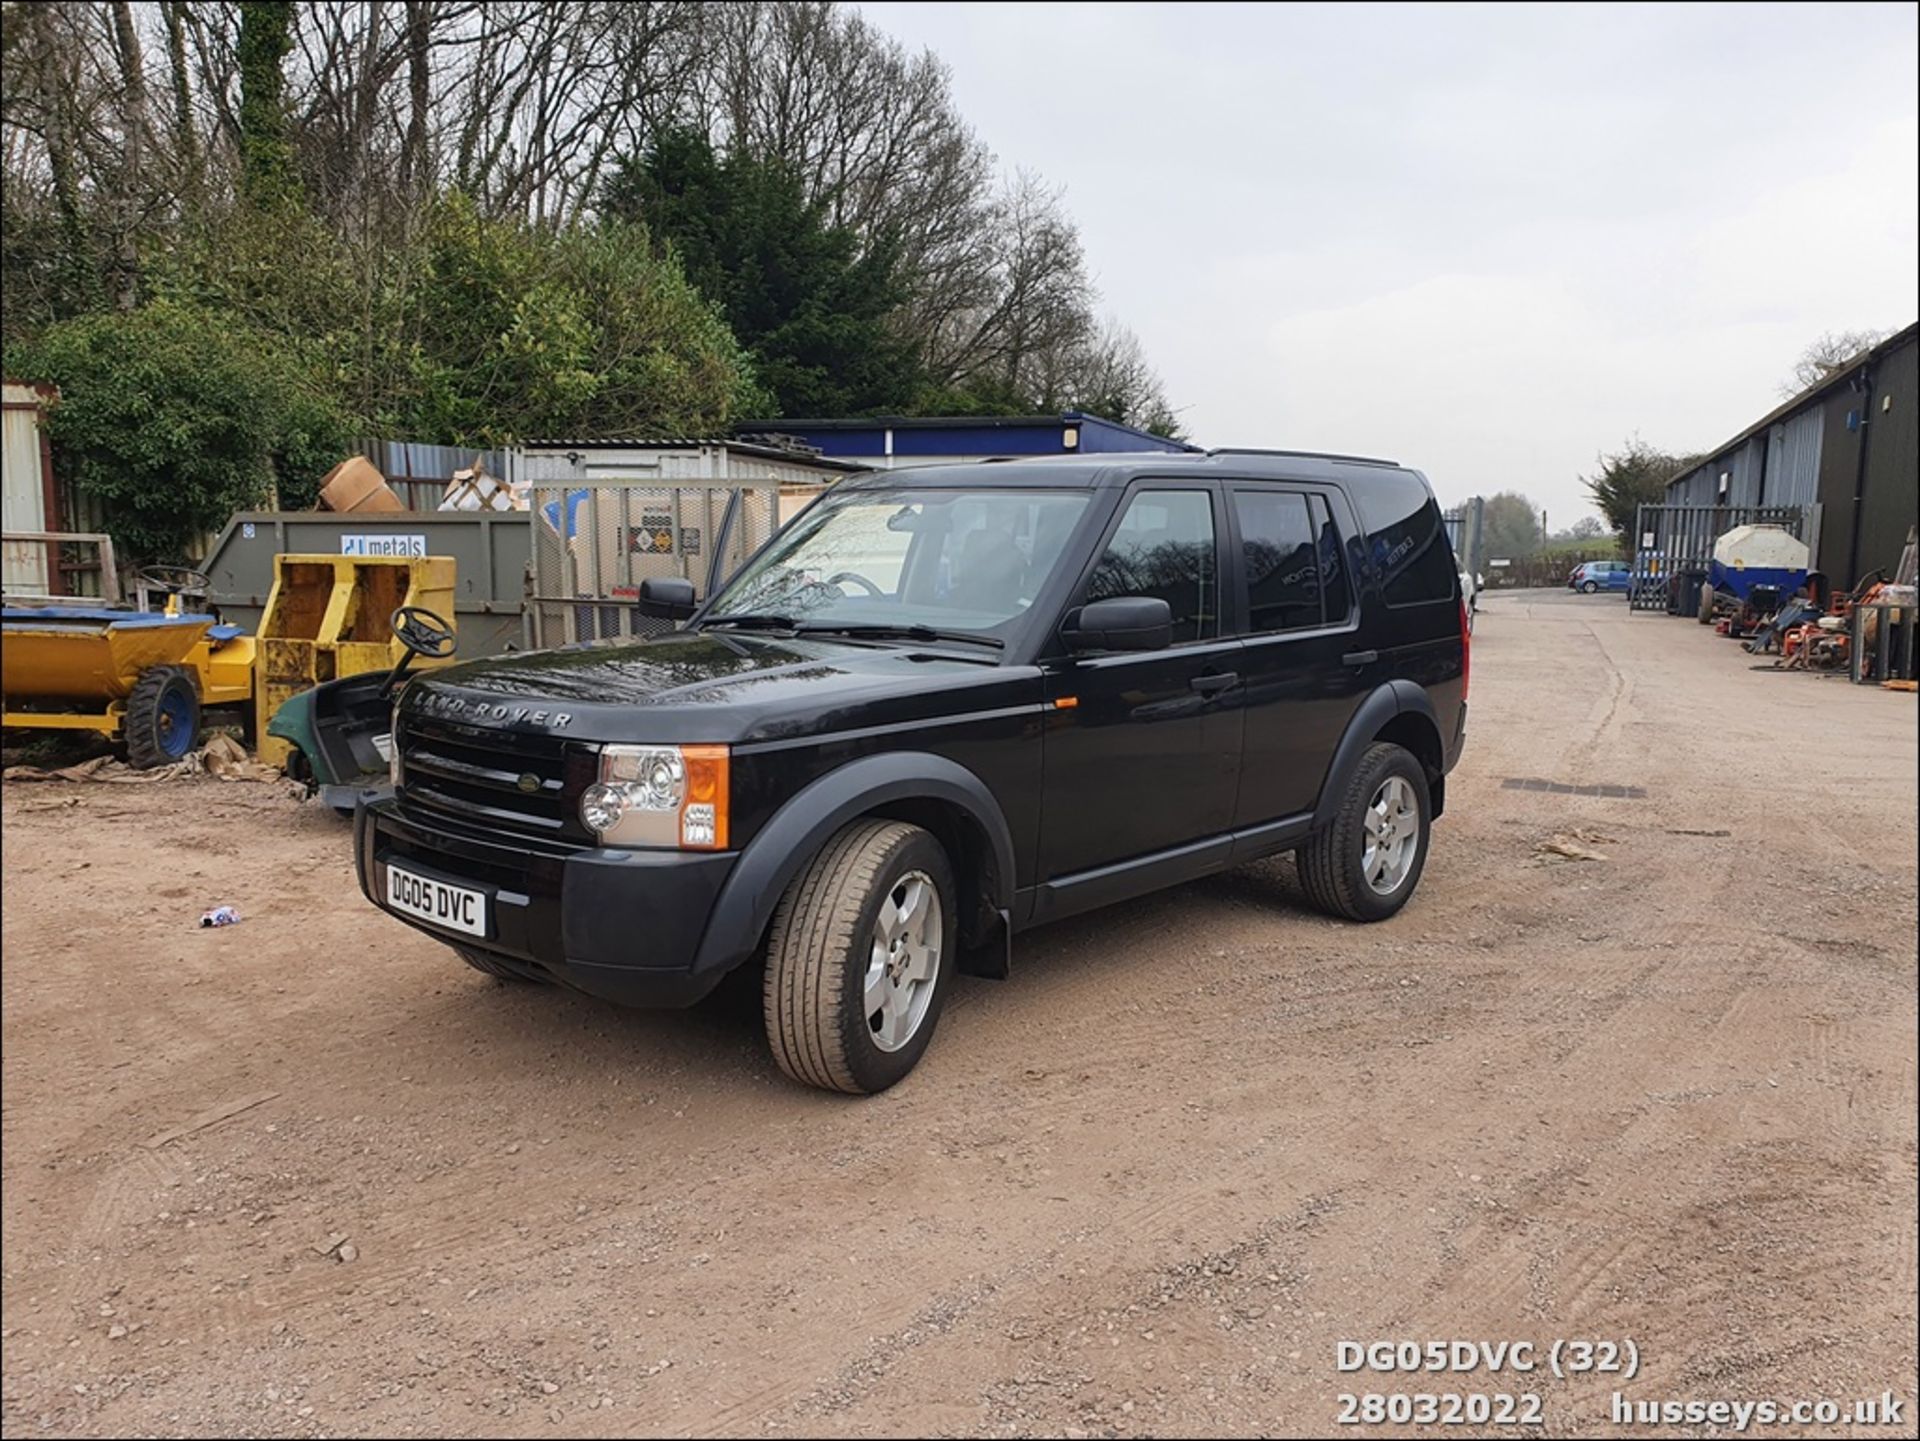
[706,487,1094,640]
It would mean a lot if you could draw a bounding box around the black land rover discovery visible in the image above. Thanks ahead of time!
[356,450,1469,1093]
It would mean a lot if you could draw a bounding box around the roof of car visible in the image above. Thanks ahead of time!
[838,449,1418,491]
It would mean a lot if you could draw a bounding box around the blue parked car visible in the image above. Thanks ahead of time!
[1570,560,1630,593]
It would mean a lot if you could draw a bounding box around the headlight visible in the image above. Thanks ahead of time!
[580,744,729,850]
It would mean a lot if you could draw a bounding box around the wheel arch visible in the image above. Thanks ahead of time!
[1314,681,1448,828]
[691,751,1016,983]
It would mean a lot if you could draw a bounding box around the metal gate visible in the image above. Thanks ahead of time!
[521,453,789,648]
[1444,496,1486,577]
[1629,503,1820,613]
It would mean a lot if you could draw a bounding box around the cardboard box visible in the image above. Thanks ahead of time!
[317,456,408,514]
[439,462,527,512]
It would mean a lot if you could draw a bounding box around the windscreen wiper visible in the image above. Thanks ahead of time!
[796,622,1005,650]
[701,612,800,631]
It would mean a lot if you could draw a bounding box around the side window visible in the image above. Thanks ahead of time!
[1312,494,1352,623]
[1234,490,1321,632]
[1355,471,1456,606]
[1233,489,1356,632]
[1083,489,1217,644]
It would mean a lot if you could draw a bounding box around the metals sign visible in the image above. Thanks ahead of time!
[341,534,428,558]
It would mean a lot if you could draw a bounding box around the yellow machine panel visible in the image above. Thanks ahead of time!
[253,554,456,766]
[1,617,213,702]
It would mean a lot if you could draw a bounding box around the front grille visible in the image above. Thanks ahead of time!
[397,713,594,843]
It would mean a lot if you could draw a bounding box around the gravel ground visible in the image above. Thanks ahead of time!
[2,587,1915,1438]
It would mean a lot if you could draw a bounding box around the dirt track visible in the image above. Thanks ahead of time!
[3,588,1915,1438]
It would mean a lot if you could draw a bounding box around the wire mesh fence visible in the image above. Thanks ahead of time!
[526,476,784,647]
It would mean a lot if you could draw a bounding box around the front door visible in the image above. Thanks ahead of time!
[1039,485,1244,880]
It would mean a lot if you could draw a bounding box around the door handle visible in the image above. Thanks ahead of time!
[1342,649,1378,667]
[1190,671,1238,695]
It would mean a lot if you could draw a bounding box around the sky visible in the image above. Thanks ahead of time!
[857,1,1920,525]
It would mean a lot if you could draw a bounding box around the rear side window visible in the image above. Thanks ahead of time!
[1356,472,1456,606]
[1083,489,1217,644]
[1233,489,1353,632]
[1313,495,1352,624]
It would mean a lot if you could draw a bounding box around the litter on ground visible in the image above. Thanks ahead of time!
[2,734,280,785]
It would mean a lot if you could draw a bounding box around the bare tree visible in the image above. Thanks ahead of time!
[1780,328,1891,397]
[2,0,125,320]
[692,2,999,378]
[1,0,1183,430]
[695,3,986,231]
[1557,515,1607,542]
[433,2,706,227]
[160,2,204,196]
[1049,318,1183,436]
[908,172,1088,398]
[398,0,430,195]
[105,1,150,307]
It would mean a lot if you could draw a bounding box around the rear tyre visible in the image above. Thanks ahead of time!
[1297,743,1432,923]
[1580,580,1599,594]
[763,820,955,1095]
[1697,583,1715,624]
[456,946,541,983]
[124,665,200,769]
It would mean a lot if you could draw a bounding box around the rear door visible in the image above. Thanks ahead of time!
[1227,483,1368,825]
[1038,483,1243,880]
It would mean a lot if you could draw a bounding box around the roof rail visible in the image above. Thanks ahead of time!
[1205,447,1400,467]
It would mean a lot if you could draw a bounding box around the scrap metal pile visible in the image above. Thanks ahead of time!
[1718,524,1920,687]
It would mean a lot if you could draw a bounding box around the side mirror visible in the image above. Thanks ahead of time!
[1063,596,1173,653]
[638,575,698,620]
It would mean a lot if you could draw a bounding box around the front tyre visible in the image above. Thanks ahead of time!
[1297,743,1432,922]
[764,820,955,1095]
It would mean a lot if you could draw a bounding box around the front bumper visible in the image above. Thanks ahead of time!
[355,798,737,1007]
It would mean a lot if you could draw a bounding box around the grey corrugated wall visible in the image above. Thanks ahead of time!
[1728,436,1766,506]
[1667,463,1715,507]
[1764,406,1824,508]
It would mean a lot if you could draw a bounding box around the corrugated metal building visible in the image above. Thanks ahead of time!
[1666,322,1917,585]
[1,380,58,592]
[737,410,1196,468]
[356,437,514,512]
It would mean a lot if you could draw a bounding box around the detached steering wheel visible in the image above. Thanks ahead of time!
[135,564,212,595]
[825,571,884,598]
[382,606,455,701]
[392,605,456,659]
